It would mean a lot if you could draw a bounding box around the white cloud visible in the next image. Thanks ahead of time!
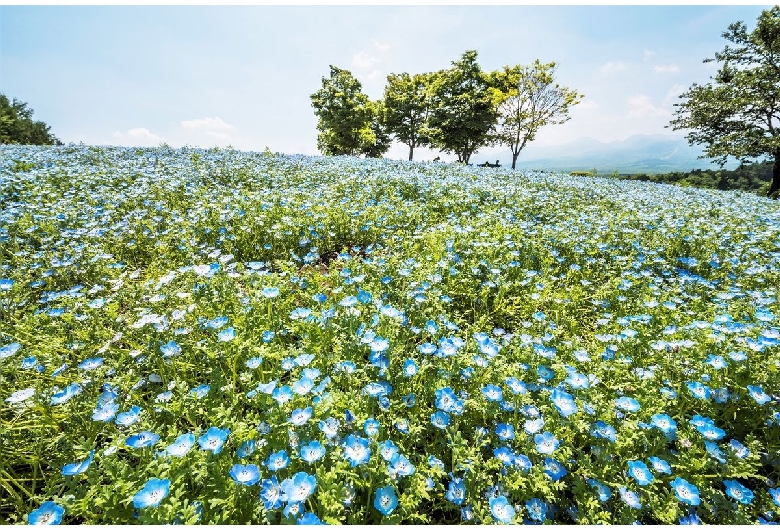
[111,127,164,147]
[180,117,235,131]
[352,51,379,70]
[373,40,390,53]
[599,61,627,74]
[654,63,680,74]
[663,83,687,107]
[627,94,670,118]
[643,50,656,62]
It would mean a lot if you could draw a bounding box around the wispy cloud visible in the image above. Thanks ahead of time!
[654,63,680,74]
[663,83,687,107]
[599,61,627,74]
[180,117,235,131]
[111,127,164,146]
[352,51,379,70]
[627,94,670,118]
[643,50,656,61]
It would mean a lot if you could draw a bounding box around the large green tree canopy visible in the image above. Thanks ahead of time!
[1,94,61,146]
[669,6,780,198]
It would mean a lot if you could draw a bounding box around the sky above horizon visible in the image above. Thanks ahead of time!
[1,5,774,162]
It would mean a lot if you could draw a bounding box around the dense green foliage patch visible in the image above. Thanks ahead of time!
[1,145,780,524]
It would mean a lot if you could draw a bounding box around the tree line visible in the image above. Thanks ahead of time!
[310,50,583,169]
[613,161,774,195]
[1,94,61,146]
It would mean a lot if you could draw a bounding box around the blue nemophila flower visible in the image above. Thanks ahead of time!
[649,456,671,475]
[166,433,196,457]
[190,384,210,399]
[537,365,554,381]
[237,439,256,459]
[0,278,13,291]
[378,439,399,462]
[290,308,312,320]
[50,383,81,405]
[297,512,324,525]
[534,431,559,454]
[619,486,642,509]
[160,340,181,358]
[272,385,293,405]
[364,382,388,398]
[650,413,677,436]
[343,434,371,467]
[696,422,726,441]
[260,476,284,510]
[20,356,37,369]
[198,427,229,454]
[300,440,326,463]
[565,371,590,389]
[505,377,527,394]
[229,463,261,486]
[131,477,170,511]
[6,387,35,404]
[769,487,780,507]
[551,388,578,417]
[261,286,280,298]
[686,381,711,400]
[0,342,21,359]
[126,431,160,449]
[363,418,380,437]
[388,452,415,478]
[747,385,771,405]
[615,396,641,412]
[217,327,236,341]
[705,441,726,463]
[431,411,450,429]
[418,342,437,355]
[266,449,290,471]
[204,316,228,329]
[495,423,515,441]
[78,357,103,371]
[587,478,612,502]
[494,446,515,466]
[319,417,340,439]
[289,407,312,427]
[526,498,548,522]
[27,501,64,525]
[374,485,398,516]
[281,357,297,371]
[679,513,702,525]
[627,461,654,486]
[482,384,503,402]
[115,406,141,427]
[282,471,317,503]
[92,402,118,422]
[446,477,466,505]
[402,359,418,377]
[543,457,567,481]
[262,330,275,342]
[62,450,94,476]
[514,454,532,472]
[590,420,617,443]
[524,416,544,434]
[489,495,515,524]
[706,354,728,370]
[729,438,749,458]
[435,387,464,414]
[670,477,700,506]
[723,479,753,504]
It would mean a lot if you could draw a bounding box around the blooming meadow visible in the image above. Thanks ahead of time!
[1,144,780,524]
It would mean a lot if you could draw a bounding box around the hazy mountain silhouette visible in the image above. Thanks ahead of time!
[477,134,740,174]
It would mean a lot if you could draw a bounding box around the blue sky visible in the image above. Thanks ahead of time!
[0,5,774,162]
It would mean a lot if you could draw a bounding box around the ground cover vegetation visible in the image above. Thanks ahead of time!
[1,144,780,524]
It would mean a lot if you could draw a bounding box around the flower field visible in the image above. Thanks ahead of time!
[2,144,780,524]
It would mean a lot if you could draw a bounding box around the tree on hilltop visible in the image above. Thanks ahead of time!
[310,66,389,158]
[491,61,582,170]
[1,94,62,145]
[669,6,780,198]
[381,72,434,161]
[427,50,500,164]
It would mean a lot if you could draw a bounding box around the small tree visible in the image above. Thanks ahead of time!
[427,51,499,164]
[0,94,61,145]
[382,72,433,161]
[491,61,582,170]
[669,6,780,198]
[310,66,385,157]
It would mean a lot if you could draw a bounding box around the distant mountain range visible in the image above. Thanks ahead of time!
[476,134,740,174]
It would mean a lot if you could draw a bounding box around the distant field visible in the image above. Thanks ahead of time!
[1,145,779,524]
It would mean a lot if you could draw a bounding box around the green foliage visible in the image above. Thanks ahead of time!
[491,61,583,169]
[309,66,389,158]
[427,51,500,164]
[381,72,434,161]
[669,6,780,197]
[615,161,773,194]
[0,94,61,146]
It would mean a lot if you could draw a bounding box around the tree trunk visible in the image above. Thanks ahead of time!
[770,149,780,199]
[512,151,519,170]
[408,144,414,161]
